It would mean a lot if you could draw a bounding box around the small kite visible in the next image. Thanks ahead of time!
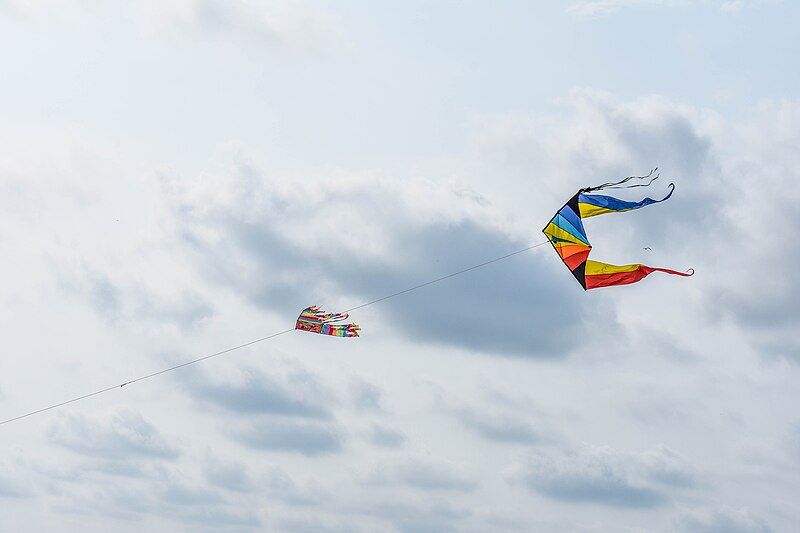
[295,306,360,337]
[543,170,693,290]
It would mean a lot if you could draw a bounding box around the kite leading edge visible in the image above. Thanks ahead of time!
[295,306,361,337]
[543,169,694,290]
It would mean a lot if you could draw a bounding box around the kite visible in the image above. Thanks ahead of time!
[295,306,361,337]
[543,170,693,290]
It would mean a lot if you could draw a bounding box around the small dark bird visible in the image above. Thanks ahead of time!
[643,247,652,251]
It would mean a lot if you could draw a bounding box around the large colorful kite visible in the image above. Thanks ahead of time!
[543,171,693,290]
[295,306,361,337]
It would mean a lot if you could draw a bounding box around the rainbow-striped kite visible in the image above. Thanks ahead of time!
[295,306,360,337]
[543,171,693,290]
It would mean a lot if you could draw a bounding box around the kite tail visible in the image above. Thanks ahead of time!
[577,183,675,218]
[645,266,695,277]
[584,260,693,289]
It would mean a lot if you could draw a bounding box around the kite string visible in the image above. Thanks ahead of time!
[0,329,297,427]
[0,240,548,427]
[343,241,549,313]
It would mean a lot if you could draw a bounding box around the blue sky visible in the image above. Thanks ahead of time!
[1,1,799,531]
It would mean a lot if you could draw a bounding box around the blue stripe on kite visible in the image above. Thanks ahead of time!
[553,214,589,245]
[578,188,673,212]
[557,205,586,237]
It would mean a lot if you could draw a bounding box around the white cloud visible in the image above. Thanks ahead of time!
[568,0,684,16]
[0,0,342,57]
[235,419,345,456]
[567,0,777,16]
[183,360,337,419]
[138,0,342,53]
[366,424,406,448]
[507,444,694,507]
[47,408,180,460]
[156,146,597,357]
[676,505,772,532]
[365,455,477,492]
[1,4,800,526]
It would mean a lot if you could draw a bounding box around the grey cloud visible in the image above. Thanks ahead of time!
[456,405,542,444]
[614,113,711,179]
[160,479,222,507]
[478,91,800,369]
[349,378,383,413]
[0,473,28,499]
[627,394,698,427]
[270,515,367,533]
[58,263,213,329]
[236,419,344,456]
[79,268,121,318]
[26,459,85,487]
[49,465,260,529]
[676,505,772,533]
[355,221,587,357]
[367,424,406,448]
[48,409,180,460]
[366,457,476,492]
[203,455,252,493]
[166,506,260,529]
[166,166,594,358]
[790,423,800,457]
[508,444,693,508]
[756,335,800,364]
[361,499,471,533]
[476,91,718,254]
[202,455,325,506]
[574,100,716,247]
[700,101,800,360]
[158,475,261,529]
[82,485,157,520]
[37,457,149,483]
[714,274,800,333]
[520,470,664,508]
[439,388,551,445]
[184,363,347,457]
[87,460,148,479]
[638,445,695,488]
[630,326,699,364]
[257,465,324,507]
[184,363,334,419]
[135,290,213,329]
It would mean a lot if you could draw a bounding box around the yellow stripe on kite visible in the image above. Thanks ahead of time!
[578,203,615,218]
[544,222,589,246]
[584,260,642,275]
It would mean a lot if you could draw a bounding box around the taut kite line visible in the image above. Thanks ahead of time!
[1,169,694,426]
[0,242,547,426]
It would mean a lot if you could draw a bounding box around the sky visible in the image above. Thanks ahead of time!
[1,0,799,531]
